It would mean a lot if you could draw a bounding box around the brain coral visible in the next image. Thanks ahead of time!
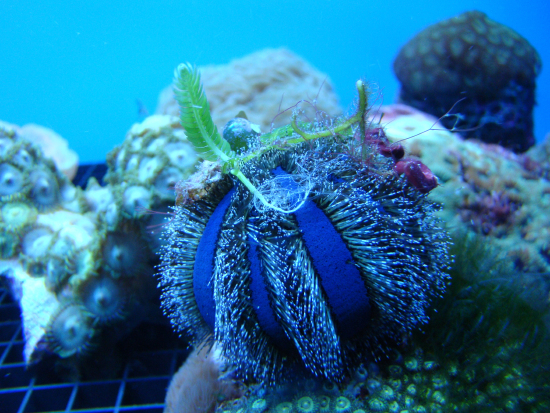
[393,10,542,153]
[156,48,342,134]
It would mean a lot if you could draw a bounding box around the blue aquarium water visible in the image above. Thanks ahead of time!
[1,1,550,413]
[0,0,548,163]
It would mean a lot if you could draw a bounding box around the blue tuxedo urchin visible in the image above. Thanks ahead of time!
[158,140,450,384]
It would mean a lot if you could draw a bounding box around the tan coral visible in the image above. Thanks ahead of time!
[156,48,342,135]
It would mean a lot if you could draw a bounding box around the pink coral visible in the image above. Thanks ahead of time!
[460,190,520,237]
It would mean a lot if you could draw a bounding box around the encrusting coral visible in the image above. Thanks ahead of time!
[378,104,550,290]
[527,132,550,179]
[394,10,542,153]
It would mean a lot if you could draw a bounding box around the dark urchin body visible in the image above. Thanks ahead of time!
[158,139,450,384]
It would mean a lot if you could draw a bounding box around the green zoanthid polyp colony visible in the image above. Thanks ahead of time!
[0,115,197,365]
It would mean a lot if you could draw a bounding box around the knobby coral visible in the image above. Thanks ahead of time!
[394,10,542,153]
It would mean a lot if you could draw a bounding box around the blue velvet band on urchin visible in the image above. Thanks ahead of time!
[247,233,295,352]
[193,168,371,343]
[193,185,295,351]
[272,167,371,339]
[193,188,235,330]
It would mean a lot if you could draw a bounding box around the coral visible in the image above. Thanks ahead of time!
[0,120,79,180]
[393,10,542,153]
[0,126,104,362]
[101,229,149,276]
[527,132,550,178]
[158,67,451,384]
[104,115,198,239]
[156,48,342,135]
[0,113,198,366]
[77,275,128,323]
[412,231,550,411]
[45,303,96,358]
[379,104,550,281]
[459,190,520,236]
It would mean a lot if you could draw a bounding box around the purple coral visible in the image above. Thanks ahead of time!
[460,190,520,236]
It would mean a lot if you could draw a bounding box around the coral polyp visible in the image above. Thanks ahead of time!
[0,114,198,365]
[102,230,148,276]
[158,65,451,384]
[0,163,24,197]
[79,275,128,323]
[46,303,97,358]
[29,168,59,209]
[1,201,36,233]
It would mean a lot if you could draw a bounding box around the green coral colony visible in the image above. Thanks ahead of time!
[158,64,550,412]
[0,115,197,363]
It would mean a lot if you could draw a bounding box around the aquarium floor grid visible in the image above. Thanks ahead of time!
[0,282,185,413]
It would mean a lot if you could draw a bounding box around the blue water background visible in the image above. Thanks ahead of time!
[1,0,548,163]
